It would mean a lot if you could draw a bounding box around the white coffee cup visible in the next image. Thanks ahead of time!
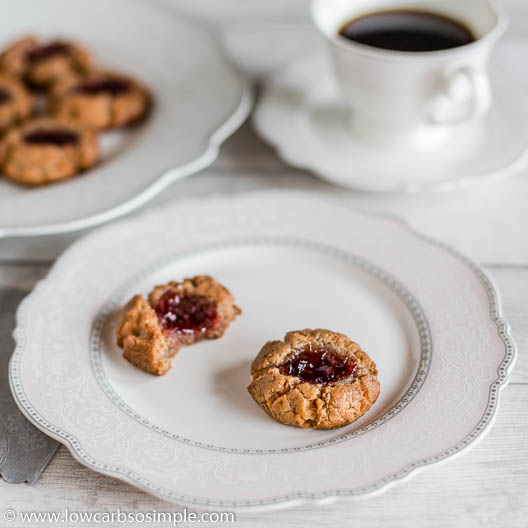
[310,0,507,147]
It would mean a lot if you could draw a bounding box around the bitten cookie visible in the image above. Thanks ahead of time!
[117,275,241,375]
[0,74,32,133]
[0,117,99,185]
[49,71,150,129]
[248,329,380,430]
[0,36,92,87]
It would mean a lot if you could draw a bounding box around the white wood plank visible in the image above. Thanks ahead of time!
[0,385,525,527]
[0,264,49,290]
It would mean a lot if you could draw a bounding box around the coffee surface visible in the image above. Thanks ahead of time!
[339,10,475,52]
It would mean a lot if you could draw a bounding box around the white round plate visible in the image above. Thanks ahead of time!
[10,191,515,509]
[253,52,528,192]
[0,0,251,238]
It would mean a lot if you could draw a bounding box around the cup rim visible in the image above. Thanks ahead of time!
[310,0,508,62]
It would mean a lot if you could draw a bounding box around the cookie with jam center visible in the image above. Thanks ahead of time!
[0,74,33,133]
[0,117,99,185]
[248,329,380,429]
[0,36,93,88]
[49,71,150,129]
[117,276,241,376]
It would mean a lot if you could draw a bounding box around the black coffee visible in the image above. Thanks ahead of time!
[338,10,475,52]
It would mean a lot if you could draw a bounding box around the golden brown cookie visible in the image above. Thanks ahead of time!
[117,276,241,375]
[0,117,99,185]
[49,71,150,129]
[0,74,32,133]
[248,329,380,430]
[0,36,92,88]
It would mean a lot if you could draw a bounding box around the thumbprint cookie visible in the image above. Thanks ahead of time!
[117,275,241,375]
[248,328,380,429]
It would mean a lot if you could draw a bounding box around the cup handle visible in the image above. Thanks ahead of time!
[429,66,491,125]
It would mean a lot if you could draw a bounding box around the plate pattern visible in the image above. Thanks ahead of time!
[9,192,515,509]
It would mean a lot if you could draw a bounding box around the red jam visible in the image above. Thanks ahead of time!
[153,290,220,336]
[74,78,130,96]
[26,42,70,62]
[0,88,11,104]
[279,344,357,385]
[24,128,79,146]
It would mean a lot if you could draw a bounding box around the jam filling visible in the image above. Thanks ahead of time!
[74,78,131,96]
[23,128,79,146]
[0,88,11,104]
[153,290,220,336]
[279,344,357,385]
[26,42,70,62]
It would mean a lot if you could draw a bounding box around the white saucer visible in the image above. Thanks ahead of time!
[253,52,528,192]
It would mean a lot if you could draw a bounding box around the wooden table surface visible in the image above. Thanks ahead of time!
[1,1,527,526]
